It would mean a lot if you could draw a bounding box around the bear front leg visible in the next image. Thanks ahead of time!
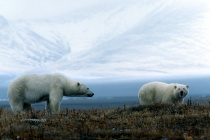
[50,101,61,113]
[177,99,185,106]
[49,89,63,113]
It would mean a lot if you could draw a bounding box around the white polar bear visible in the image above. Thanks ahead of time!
[8,74,94,113]
[138,82,189,105]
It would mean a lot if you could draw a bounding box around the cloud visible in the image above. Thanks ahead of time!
[56,0,210,78]
[0,16,70,74]
[0,0,135,20]
[1,0,210,79]
[0,0,101,20]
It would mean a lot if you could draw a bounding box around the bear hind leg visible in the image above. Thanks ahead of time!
[10,102,24,113]
[139,90,154,105]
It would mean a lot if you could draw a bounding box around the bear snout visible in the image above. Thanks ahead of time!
[180,91,184,97]
[87,92,94,97]
[87,93,94,97]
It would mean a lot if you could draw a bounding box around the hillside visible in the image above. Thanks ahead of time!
[0,101,209,139]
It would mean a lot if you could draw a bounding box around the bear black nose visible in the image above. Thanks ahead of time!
[180,91,184,96]
[87,93,94,97]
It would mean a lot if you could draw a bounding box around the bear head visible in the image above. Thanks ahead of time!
[174,84,189,99]
[64,80,94,97]
[76,82,94,97]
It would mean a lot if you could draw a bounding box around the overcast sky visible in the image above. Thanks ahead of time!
[0,0,210,80]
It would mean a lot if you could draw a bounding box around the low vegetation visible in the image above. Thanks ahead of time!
[0,99,209,139]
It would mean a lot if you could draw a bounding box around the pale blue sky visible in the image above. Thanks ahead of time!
[0,0,210,80]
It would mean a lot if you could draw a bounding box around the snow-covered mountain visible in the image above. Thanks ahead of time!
[1,0,210,79]
[1,0,210,99]
[0,16,70,75]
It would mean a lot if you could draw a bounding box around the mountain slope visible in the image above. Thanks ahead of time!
[0,16,71,74]
[1,0,210,78]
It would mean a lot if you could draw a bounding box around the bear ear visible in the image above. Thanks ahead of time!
[77,82,80,86]
[174,85,177,89]
[186,85,189,88]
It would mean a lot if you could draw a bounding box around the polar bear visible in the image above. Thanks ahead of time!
[138,82,189,105]
[8,74,94,113]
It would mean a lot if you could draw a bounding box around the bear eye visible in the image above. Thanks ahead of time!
[77,83,80,86]
[87,88,89,90]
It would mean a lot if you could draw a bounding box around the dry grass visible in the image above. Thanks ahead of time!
[0,101,209,139]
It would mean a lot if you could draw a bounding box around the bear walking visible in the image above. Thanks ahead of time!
[138,82,189,105]
[8,73,94,113]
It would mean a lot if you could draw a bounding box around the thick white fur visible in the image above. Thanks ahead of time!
[138,82,189,105]
[8,74,94,113]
